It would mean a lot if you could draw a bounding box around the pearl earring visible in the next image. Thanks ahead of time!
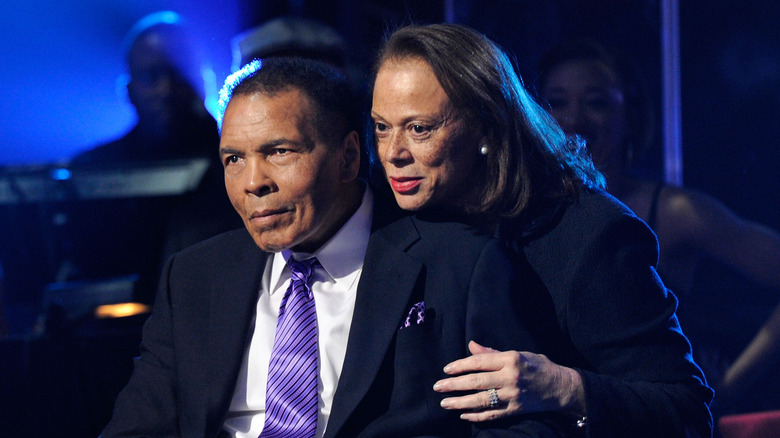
[479,145,489,156]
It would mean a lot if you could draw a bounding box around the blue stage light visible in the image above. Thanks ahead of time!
[50,168,72,181]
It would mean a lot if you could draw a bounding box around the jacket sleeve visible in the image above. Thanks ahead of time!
[538,208,714,437]
[100,255,179,437]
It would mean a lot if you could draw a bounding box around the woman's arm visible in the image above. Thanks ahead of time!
[664,187,780,402]
[721,304,780,398]
[665,187,780,291]
[433,192,713,437]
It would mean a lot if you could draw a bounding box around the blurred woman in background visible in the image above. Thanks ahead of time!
[537,39,780,412]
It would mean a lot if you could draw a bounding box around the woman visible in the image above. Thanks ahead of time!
[537,40,780,412]
[370,24,713,437]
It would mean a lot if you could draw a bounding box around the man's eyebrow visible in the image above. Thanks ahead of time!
[220,139,303,156]
[261,138,298,148]
[219,146,243,156]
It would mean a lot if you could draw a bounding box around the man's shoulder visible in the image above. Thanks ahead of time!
[70,130,136,164]
[173,227,260,264]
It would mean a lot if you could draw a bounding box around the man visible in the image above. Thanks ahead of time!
[72,11,217,164]
[101,58,564,437]
[63,12,238,303]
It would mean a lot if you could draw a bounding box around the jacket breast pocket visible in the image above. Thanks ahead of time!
[389,317,445,417]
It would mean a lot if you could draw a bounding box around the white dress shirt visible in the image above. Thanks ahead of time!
[222,186,373,438]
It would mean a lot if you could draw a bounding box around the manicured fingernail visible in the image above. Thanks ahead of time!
[443,365,452,373]
[440,398,450,408]
[433,382,441,390]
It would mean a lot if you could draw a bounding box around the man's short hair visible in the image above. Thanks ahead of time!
[217,57,358,148]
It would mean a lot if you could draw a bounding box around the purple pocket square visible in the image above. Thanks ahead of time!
[400,301,426,329]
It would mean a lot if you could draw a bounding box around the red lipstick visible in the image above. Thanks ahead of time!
[390,177,422,194]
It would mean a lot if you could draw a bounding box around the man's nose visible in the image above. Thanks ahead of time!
[150,73,176,99]
[244,160,274,196]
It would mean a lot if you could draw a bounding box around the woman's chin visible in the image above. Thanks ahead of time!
[392,193,429,212]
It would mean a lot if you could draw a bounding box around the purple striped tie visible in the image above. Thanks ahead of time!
[259,257,320,438]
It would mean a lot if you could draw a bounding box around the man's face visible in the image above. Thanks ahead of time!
[126,28,200,134]
[220,90,359,253]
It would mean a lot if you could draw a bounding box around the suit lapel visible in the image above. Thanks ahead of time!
[204,230,269,432]
[325,214,422,438]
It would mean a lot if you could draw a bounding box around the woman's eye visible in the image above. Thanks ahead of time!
[586,98,611,110]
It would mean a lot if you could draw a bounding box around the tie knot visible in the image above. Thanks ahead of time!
[288,257,320,284]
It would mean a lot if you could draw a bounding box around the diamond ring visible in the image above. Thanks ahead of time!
[487,388,499,408]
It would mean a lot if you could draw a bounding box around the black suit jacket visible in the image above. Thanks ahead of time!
[101,200,566,437]
[507,189,714,438]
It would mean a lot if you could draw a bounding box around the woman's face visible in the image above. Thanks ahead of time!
[371,57,480,211]
[541,59,626,171]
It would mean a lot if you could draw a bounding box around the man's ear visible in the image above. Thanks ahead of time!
[125,77,140,109]
[339,130,361,182]
[115,73,131,102]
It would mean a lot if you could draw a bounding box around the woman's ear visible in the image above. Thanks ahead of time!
[340,130,361,182]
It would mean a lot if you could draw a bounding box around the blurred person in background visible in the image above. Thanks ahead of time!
[230,16,348,72]
[61,11,231,305]
[72,11,217,164]
[536,39,780,414]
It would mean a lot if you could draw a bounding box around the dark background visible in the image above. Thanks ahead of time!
[1,0,779,435]
[3,0,777,224]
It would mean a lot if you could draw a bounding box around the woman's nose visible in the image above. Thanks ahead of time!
[383,132,412,165]
[556,103,583,135]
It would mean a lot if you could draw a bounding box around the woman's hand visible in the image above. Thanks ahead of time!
[434,341,586,421]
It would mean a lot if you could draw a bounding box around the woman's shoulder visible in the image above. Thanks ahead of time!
[513,189,660,301]
[573,188,637,219]
[514,188,655,258]
[547,188,643,235]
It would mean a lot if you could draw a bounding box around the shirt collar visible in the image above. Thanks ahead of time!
[268,185,373,294]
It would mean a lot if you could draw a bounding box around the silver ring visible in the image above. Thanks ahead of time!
[487,388,499,408]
